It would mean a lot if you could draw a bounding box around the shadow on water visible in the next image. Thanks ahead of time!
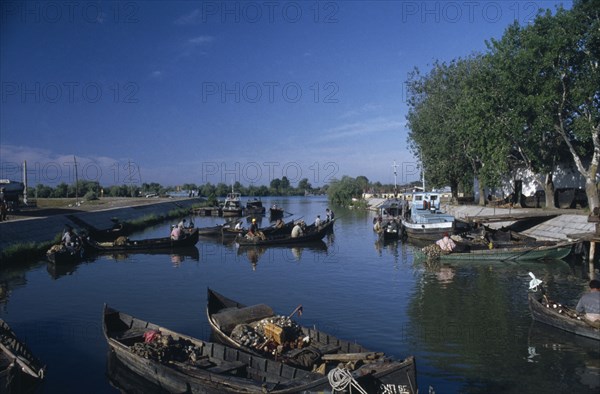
[526,321,600,392]
[107,351,168,394]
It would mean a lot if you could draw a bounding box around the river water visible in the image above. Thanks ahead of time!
[1,196,598,393]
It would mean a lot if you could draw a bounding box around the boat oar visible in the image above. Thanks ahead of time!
[288,304,303,319]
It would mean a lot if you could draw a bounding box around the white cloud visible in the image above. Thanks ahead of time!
[0,145,143,186]
[319,117,405,142]
[188,35,214,45]
[175,9,201,25]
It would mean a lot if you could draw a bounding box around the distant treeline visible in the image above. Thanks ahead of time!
[28,176,415,208]
[27,177,328,202]
[406,0,599,209]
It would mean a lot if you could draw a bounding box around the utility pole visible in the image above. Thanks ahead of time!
[392,161,399,196]
[74,155,79,205]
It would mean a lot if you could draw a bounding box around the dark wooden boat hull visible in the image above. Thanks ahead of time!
[206,289,418,393]
[245,201,266,215]
[104,304,417,393]
[221,209,243,217]
[86,228,199,252]
[46,246,84,265]
[401,222,454,241]
[197,225,225,237]
[0,319,45,393]
[235,220,334,246]
[528,293,600,340]
[269,208,284,220]
[415,242,573,261]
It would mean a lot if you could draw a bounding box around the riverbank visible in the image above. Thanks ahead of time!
[366,197,595,240]
[0,197,204,265]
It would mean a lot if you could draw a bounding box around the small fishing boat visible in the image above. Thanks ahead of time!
[197,224,229,237]
[104,304,417,393]
[0,319,45,393]
[222,220,295,239]
[401,192,454,241]
[235,220,334,246]
[415,238,573,261]
[380,219,403,241]
[84,228,199,252]
[269,205,285,220]
[46,243,85,264]
[221,189,243,217]
[245,199,266,215]
[528,291,599,341]
[206,289,418,392]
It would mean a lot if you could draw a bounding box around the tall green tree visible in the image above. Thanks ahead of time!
[406,60,480,202]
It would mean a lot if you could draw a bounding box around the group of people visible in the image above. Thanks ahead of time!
[170,218,193,240]
[314,208,335,228]
[61,225,82,252]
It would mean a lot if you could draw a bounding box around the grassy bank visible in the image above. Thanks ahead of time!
[0,206,195,266]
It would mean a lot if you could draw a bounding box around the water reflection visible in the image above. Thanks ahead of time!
[46,260,88,280]
[89,246,200,262]
[236,240,329,269]
[107,351,167,394]
[527,321,600,391]
[406,258,587,393]
[0,262,42,309]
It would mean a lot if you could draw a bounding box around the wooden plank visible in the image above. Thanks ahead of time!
[206,360,246,374]
[321,352,384,361]
[590,242,596,280]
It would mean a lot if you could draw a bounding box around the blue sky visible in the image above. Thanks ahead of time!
[0,0,570,187]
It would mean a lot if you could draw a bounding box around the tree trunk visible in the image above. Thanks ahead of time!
[478,183,486,206]
[450,180,458,204]
[586,178,599,211]
[544,172,555,208]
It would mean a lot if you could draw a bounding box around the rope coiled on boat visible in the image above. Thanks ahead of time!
[327,366,368,394]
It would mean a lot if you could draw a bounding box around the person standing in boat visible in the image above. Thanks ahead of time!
[576,279,600,323]
[326,208,334,222]
[315,215,322,227]
[436,232,456,252]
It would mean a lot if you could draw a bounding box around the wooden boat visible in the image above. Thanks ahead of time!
[222,220,295,239]
[46,243,85,264]
[80,222,129,242]
[206,290,417,393]
[415,239,573,261]
[245,199,266,215]
[269,206,285,220]
[104,304,417,393]
[235,220,334,246]
[197,225,228,237]
[528,292,599,341]
[67,215,129,242]
[220,189,243,217]
[380,220,403,241]
[401,192,455,241]
[0,319,45,393]
[84,228,199,252]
